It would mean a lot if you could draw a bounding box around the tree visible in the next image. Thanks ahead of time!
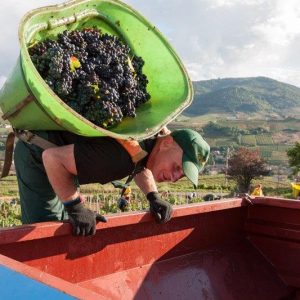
[287,142,300,175]
[227,147,269,193]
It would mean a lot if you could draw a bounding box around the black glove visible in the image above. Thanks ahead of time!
[64,199,107,236]
[146,192,173,223]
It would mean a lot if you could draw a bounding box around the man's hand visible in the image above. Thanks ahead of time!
[65,200,107,236]
[146,192,173,223]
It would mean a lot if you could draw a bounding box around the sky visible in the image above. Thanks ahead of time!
[1,0,300,88]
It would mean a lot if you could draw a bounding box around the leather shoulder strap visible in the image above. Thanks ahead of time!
[115,138,148,163]
[0,130,148,179]
[0,132,15,179]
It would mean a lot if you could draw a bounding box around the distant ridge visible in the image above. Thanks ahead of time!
[184,77,300,116]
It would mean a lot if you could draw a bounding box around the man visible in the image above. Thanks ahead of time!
[14,128,210,236]
[251,184,264,197]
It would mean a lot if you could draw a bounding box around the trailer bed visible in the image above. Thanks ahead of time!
[0,197,299,299]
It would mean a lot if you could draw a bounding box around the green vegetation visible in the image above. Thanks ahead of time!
[187,77,300,116]
[0,128,9,134]
[228,147,269,192]
[0,76,299,227]
[202,121,247,137]
[256,135,273,145]
[287,142,300,174]
[0,174,294,228]
[0,176,19,196]
[0,201,22,227]
[241,135,256,146]
[176,115,297,167]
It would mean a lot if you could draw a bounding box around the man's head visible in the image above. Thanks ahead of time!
[146,129,210,188]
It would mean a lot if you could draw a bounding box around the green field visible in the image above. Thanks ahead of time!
[256,135,273,145]
[215,139,238,147]
[0,174,292,198]
[0,115,298,212]
[0,128,9,134]
[0,173,294,227]
[171,115,298,167]
[241,135,256,146]
[218,118,300,132]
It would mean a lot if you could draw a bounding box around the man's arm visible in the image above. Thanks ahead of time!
[133,168,158,194]
[134,168,173,223]
[42,144,79,201]
[42,145,106,236]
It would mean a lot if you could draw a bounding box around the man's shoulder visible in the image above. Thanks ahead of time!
[47,130,113,145]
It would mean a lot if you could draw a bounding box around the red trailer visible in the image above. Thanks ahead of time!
[0,197,299,299]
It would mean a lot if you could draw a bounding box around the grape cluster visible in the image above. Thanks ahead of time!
[28,28,150,128]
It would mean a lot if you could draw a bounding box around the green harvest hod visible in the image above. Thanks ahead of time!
[0,0,193,140]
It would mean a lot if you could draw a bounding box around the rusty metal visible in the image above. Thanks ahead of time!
[1,94,34,120]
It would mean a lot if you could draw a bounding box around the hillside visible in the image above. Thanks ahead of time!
[184,77,300,117]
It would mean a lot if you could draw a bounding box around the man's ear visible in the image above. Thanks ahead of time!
[158,135,174,150]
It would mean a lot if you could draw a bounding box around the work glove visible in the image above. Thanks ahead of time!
[64,199,107,236]
[146,192,173,223]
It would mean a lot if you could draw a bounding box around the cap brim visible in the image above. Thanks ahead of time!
[182,159,200,189]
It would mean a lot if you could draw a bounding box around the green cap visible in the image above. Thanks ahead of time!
[171,129,210,188]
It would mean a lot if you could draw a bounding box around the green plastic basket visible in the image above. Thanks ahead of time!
[0,0,193,140]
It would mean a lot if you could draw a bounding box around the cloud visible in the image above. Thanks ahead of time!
[1,0,300,88]
[0,76,7,89]
[0,1,62,76]
[208,0,265,9]
[252,0,300,46]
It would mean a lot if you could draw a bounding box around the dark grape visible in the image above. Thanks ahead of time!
[28,28,150,128]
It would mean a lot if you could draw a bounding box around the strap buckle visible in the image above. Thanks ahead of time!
[14,129,35,144]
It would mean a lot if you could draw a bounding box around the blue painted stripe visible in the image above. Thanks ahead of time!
[0,265,75,299]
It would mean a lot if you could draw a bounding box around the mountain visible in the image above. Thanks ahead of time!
[184,77,300,117]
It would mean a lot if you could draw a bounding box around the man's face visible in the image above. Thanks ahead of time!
[147,136,184,183]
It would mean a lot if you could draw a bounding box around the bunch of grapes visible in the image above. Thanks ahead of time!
[28,28,150,128]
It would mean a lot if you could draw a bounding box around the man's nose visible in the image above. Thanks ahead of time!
[172,171,183,182]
